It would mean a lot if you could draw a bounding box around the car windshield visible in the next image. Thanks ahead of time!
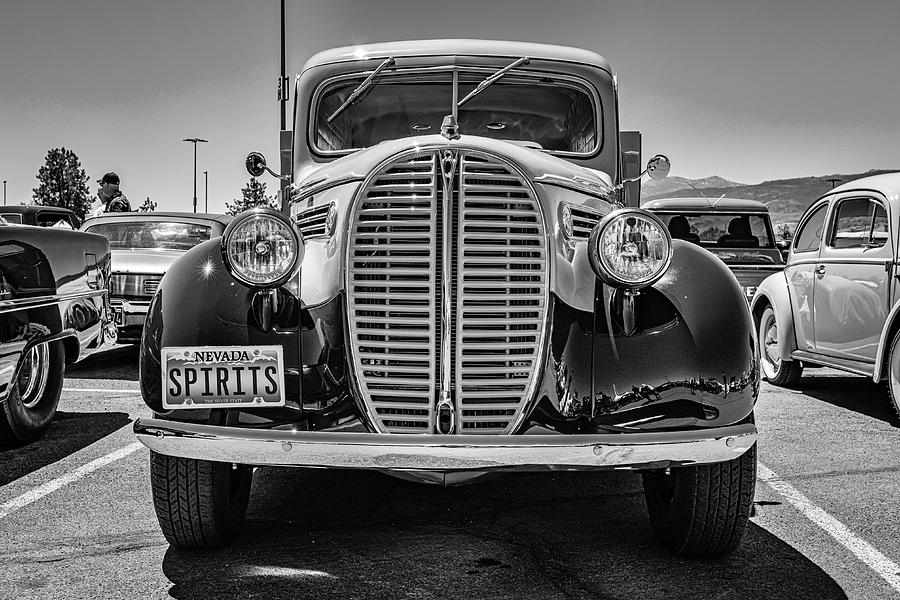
[314,70,598,154]
[86,221,212,250]
[662,213,776,248]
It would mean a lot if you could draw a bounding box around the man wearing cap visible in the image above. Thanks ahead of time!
[97,172,131,212]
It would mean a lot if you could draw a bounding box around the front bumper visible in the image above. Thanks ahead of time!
[134,418,756,471]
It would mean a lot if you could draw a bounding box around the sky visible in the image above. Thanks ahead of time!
[1,0,898,213]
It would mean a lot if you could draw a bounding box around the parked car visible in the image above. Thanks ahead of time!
[0,205,81,229]
[643,197,784,302]
[134,40,758,557]
[752,172,900,411]
[80,212,231,343]
[0,221,116,445]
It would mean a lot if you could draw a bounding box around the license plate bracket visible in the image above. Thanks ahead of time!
[162,345,286,409]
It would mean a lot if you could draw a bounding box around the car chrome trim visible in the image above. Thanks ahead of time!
[0,289,107,314]
[134,418,757,471]
[790,350,875,377]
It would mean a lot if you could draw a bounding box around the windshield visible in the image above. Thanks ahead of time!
[86,221,212,250]
[314,70,598,154]
[661,213,776,249]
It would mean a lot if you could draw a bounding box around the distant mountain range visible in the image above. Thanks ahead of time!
[642,169,900,225]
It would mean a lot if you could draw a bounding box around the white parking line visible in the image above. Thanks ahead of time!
[758,462,900,594]
[0,442,143,520]
[62,387,140,394]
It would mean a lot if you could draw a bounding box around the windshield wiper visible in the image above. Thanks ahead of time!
[457,56,530,107]
[326,56,395,123]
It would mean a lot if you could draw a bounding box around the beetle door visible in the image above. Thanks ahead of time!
[786,201,828,352]
[811,195,891,363]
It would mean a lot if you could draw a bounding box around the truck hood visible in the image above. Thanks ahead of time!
[293,134,613,197]
[110,248,185,275]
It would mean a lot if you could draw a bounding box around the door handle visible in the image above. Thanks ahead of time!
[815,265,826,275]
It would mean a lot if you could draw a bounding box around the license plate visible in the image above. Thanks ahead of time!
[112,306,124,326]
[162,345,286,409]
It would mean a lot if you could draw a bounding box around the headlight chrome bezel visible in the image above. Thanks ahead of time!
[221,208,303,288]
[588,208,672,290]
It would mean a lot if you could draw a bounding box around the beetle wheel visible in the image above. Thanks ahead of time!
[885,332,900,421]
[758,306,802,386]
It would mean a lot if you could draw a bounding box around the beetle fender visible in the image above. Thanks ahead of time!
[872,301,900,382]
[749,270,796,362]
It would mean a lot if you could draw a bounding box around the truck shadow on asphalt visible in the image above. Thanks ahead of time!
[0,411,131,485]
[162,469,848,600]
[791,374,899,427]
[67,344,139,382]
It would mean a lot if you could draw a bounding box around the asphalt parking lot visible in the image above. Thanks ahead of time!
[1,345,899,600]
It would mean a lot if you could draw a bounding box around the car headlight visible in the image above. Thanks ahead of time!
[221,208,303,287]
[588,208,672,289]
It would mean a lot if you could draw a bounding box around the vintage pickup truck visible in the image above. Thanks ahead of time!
[134,40,758,557]
[643,197,785,302]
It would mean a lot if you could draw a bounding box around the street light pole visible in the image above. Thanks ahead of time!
[826,177,841,190]
[182,138,208,213]
[2,180,6,206]
[203,170,208,213]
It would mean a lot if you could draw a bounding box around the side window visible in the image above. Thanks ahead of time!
[829,197,887,249]
[794,203,828,253]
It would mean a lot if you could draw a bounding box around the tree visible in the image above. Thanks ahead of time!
[225,177,276,215]
[776,223,794,242]
[32,147,92,220]
[139,197,157,212]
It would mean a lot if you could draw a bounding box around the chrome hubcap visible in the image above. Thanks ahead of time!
[762,316,781,373]
[19,343,49,409]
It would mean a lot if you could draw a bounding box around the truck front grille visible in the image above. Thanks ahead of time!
[346,149,548,434]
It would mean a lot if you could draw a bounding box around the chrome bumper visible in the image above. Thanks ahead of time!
[134,418,757,472]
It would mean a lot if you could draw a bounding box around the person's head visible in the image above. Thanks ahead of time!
[97,172,120,200]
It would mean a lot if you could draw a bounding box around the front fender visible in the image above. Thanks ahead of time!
[584,241,758,431]
[139,239,302,416]
[750,270,797,362]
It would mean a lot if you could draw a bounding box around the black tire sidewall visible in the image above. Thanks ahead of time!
[0,341,65,444]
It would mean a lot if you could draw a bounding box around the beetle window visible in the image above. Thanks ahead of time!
[829,198,887,249]
[793,204,827,253]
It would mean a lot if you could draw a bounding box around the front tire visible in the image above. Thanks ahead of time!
[150,451,253,549]
[642,444,756,558]
[884,332,900,420]
[0,341,65,446]
[758,306,802,386]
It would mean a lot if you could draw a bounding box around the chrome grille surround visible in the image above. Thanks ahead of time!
[345,148,550,435]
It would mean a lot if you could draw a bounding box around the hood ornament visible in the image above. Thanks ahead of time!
[440,115,460,141]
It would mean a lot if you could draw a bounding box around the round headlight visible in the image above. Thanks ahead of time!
[222,209,303,287]
[588,208,672,289]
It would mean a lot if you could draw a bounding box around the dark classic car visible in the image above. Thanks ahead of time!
[134,40,759,557]
[0,205,81,229]
[81,212,231,343]
[752,173,900,410]
[0,222,115,444]
[644,197,784,302]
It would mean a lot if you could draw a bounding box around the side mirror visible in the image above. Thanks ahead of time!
[246,152,267,178]
[645,154,671,180]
